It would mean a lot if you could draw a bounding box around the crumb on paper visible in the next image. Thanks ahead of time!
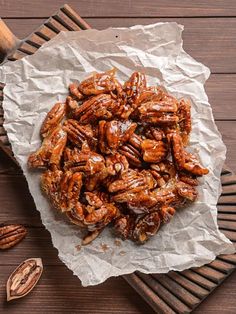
[100,243,109,252]
[75,244,81,251]
[119,251,126,256]
[114,239,122,247]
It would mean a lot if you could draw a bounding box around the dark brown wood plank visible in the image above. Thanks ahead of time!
[167,271,209,299]
[218,254,236,265]
[1,1,236,18]
[218,220,236,231]
[62,4,91,30]
[181,269,216,290]
[0,266,154,314]
[26,33,48,48]
[221,175,236,185]
[18,41,38,54]
[124,274,175,314]
[53,9,82,31]
[221,184,236,195]
[0,175,41,226]
[218,205,236,214]
[208,259,236,274]
[218,213,236,221]
[153,274,201,309]
[36,24,57,41]
[45,17,69,33]
[3,18,236,74]
[192,266,226,284]
[138,272,191,313]
[0,227,61,266]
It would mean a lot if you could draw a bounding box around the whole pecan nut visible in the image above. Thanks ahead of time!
[6,258,43,301]
[0,224,27,250]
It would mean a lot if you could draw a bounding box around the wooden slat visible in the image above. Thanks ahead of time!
[218,254,236,265]
[124,274,175,314]
[181,269,216,290]
[4,18,236,74]
[36,24,58,41]
[18,41,38,54]
[221,184,236,195]
[167,271,209,299]
[62,4,91,30]
[221,175,236,185]
[218,220,236,231]
[138,272,191,313]
[218,205,236,214]
[1,1,236,18]
[53,10,82,31]
[192,266,226,284]
[26,33,48,48]
[46,17,70,33]
[218,213,236,221]
[152,274,200,309]
[218,195,236,205]
[208,259,236,274]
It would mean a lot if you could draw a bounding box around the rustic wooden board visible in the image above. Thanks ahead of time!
[1,0,236,18]
[0,5,236,314]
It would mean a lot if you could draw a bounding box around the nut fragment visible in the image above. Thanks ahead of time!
[0,224,27,250]
[6,258,43,301]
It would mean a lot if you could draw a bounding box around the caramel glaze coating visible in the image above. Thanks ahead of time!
[28,69,209,244]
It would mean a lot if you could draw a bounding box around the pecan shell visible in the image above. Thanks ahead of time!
[0,224,27,250]
[6,258,43,301]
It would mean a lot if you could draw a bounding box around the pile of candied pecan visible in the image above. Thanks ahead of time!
[28,69,209,245]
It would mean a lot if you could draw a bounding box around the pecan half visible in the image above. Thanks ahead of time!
[71,94,119,124]
[78,68,122,96]
[138,94,179,125]
[69,83,85,100]
[141,139,168,163]
[170,131,209,176]
[119,134,143,167]
[63,119,96,149]
[0,224,27,250]
[40,103,66,138]
[6,258,43,301]
[98,120,136,154]
[28,126,67,169]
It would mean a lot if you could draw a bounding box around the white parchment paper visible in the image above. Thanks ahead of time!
[0,23,234,286]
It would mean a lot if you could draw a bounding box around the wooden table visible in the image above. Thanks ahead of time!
[0,1,236,313]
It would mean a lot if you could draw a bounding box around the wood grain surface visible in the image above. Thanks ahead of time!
[0,2,236,314]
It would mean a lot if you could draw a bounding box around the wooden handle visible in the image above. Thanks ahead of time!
[0,19,20,63]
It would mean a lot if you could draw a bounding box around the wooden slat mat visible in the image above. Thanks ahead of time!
[0,5,236,313]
